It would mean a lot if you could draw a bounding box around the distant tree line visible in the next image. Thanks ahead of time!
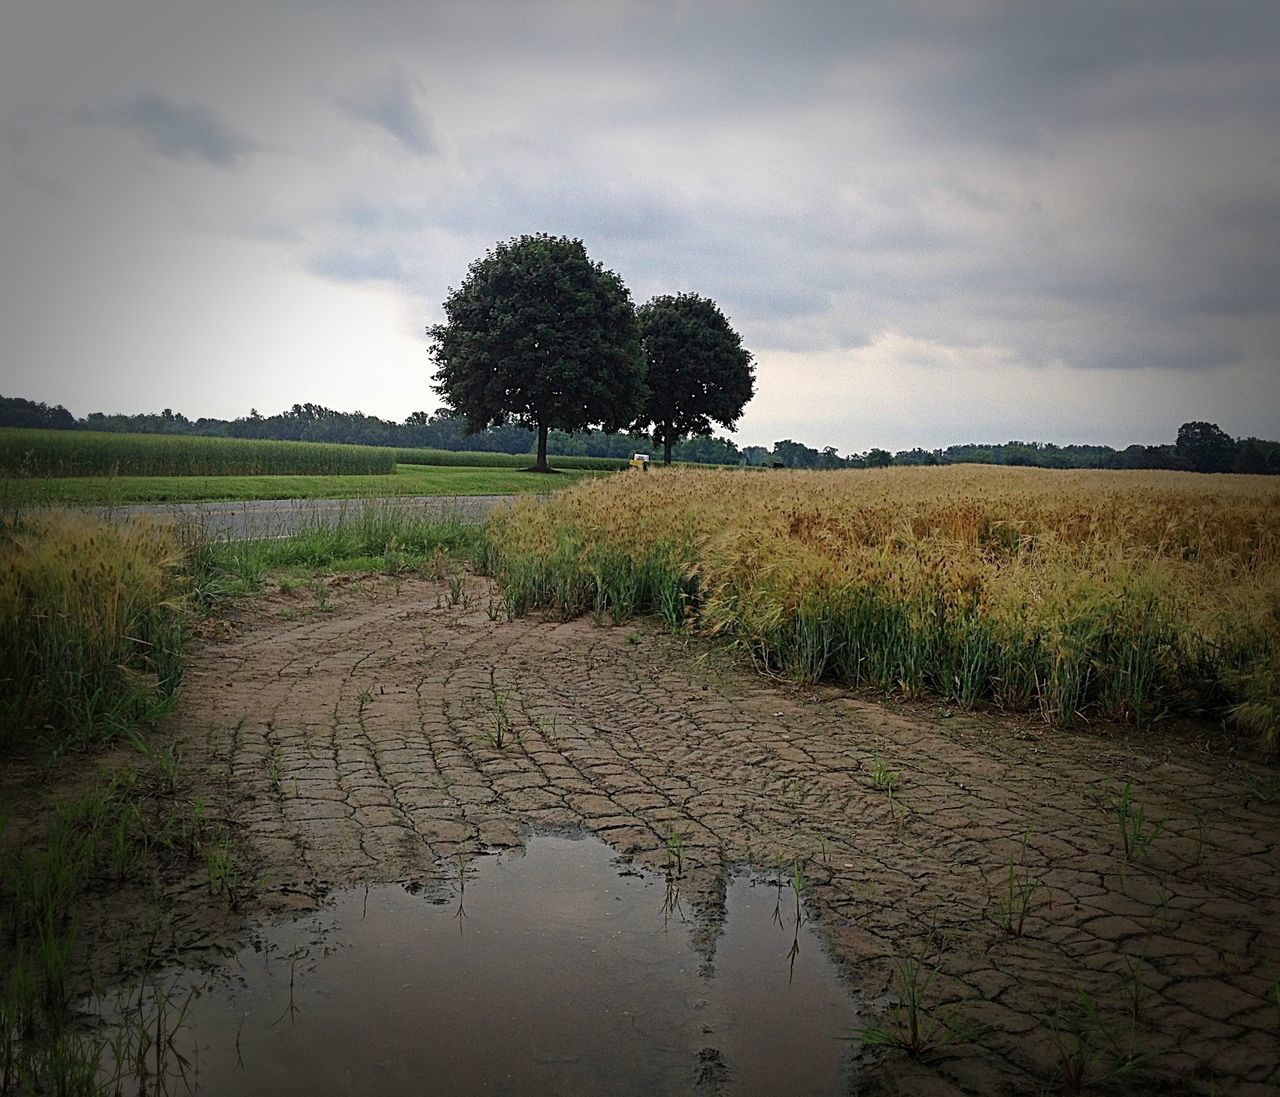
[3,395,1276,475]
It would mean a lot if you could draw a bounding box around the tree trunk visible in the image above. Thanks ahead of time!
[535,422,550,472]
[663,428,673,467]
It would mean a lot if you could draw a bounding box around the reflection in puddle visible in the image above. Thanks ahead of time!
[105,833,861,1095]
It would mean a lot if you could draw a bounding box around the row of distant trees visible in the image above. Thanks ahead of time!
[8,230,1275,475]
[4,394,1276,474]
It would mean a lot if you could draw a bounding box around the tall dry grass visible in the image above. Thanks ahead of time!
[0,512,186,751]
[486,466,1280,746]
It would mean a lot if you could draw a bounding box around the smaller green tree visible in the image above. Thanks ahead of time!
[632,294,754,465]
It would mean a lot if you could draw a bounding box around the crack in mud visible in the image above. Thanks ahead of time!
[173,574,1280,1095]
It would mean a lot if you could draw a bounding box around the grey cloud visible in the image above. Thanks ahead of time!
[336,196,438,236]
[246,222,304,245]
[308,247,409,286]
[340,69,438,155]
[79,0,1280,383]
[91,92,256,166]
[0,123,34,156]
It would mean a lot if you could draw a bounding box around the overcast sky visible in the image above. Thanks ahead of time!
[2,0,1278,453]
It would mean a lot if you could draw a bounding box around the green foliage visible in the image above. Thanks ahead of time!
[0,395,75,430]
[1228,647,1280,755]
[0,746,224,1093]
[997,832,1039,937]
[1043,987,1149,1091]
[1175,421,1238,474]
[428,233,647,471]
[190,500,489,593]
[0,427,395,478]
[483,668,517,749]
[853,952,977,1056]
[632,293,754,465]
[1114,783,1163,862]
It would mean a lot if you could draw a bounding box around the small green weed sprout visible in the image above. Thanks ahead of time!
[484,668,517,749]
[1044,987,1148,1092]
[870,753,905,817]
[204,833,238,907]
[664,824,688,877]
[1114,783,1163,862]
[309,578,330,613]
[997,831,1038,937]
[853,952,976,1057]
[871,754,900,794]
[382,535,405,578]
[128,730,182,794]
[1123,947,1150,1027]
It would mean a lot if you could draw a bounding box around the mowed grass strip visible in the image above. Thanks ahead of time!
[1,463,605,505]
[0,427,397,477]
[396,447,628,470]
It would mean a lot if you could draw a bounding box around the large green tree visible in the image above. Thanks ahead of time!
[428,234,646,472]
[1175,421,1238,473]
[632,294,754,465]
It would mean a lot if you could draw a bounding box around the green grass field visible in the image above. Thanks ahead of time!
[1,463,604,505]
[395,447,627,470]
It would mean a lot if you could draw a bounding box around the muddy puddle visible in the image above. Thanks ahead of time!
[102,833,864,1095]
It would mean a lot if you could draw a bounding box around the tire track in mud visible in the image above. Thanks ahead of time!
[178,574,1280,1095]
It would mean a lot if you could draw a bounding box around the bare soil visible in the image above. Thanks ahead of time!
[71,574,1280,1093]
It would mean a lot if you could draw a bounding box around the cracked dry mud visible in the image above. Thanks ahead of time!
[178,574,1279,1095]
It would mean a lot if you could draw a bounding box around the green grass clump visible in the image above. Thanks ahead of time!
[184,498,490,605]
[0,427,396,478]
[0,747,229,1093]
[0,513,187,752]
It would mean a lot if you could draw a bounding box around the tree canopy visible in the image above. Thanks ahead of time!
[427,234,646,471]
[632,294,754,465]
[1175,421,1238,473]
[0,395,74,430]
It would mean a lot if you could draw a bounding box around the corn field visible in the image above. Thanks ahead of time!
[486,466,1280,747]
[0,428,396,477]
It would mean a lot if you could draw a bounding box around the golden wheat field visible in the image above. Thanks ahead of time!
[0,513,186,748]
[488,465,1280,746]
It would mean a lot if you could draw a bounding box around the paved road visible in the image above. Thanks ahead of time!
[89,494,518,540]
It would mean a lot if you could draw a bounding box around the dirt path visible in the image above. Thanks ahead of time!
[176,573,1280,1095]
